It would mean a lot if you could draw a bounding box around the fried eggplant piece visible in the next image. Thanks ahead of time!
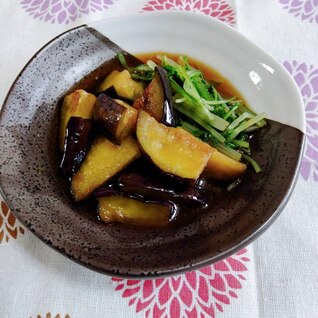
[133,67,175,126]
[115,170,206,206]
[59,89,96,151]
[60,117,94,175]
[71,136,141,201]
[136,110,214,180]
[93,94,138,144]
[205,150,247,181]
[98,194,173,227]
[96,70,143,101]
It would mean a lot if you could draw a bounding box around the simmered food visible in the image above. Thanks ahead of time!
[59,89,96,151]
[60,117,94,175]
[136,110,214,179]
[97,69,143,101]
[71,136,141,201]
[116,168,206,205]
[205,150,247,181]
[133,67,175,126]
[98,195,172,227]
[58,51,266,227]
[93,94,138,144]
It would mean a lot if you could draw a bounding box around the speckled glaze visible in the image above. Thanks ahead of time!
[0,25,304,278]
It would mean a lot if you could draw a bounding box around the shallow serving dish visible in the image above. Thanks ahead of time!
[0,11,305,277]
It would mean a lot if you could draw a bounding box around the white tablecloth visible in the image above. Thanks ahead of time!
[0,1,317,317]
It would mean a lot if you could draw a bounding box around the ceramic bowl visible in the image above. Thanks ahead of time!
[0,11,305,277]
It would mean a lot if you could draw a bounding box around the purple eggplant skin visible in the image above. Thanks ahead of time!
[60,116,94,176]
[93,94,125,129]
[94,187,179,221]
[97,155,207,206]
[93,93,126,143]
[156,66,176,127]
[97,86,132,105]
[116,171,206,206]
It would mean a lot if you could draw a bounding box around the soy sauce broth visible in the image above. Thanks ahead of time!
[137,52,246,101]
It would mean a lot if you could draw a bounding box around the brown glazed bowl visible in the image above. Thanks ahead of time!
[0,12,305,277]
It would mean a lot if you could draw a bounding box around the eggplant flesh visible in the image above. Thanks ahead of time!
[136,110,214,180]
[71,136,141,202]
[60,117,94,175]
[133,67,176,127]
[59,89,96,151]
[97,189,177,227]
[97,86,132,105]
[96,70,144,101]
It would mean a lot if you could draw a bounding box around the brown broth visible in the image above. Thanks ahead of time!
[67,52,142,95]
[137,52,246,101]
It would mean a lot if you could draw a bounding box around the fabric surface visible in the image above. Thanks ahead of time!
[0,0,317,317]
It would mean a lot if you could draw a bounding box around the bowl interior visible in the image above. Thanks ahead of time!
[0,12,304,277]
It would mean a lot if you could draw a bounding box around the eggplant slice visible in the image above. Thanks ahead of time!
[71,136,141,202]
[95,157,207,207]
[96,188,177,227]
[133,67,176,126]
[59,89,96,151]
[93,94,138,144]
[156,66,176,127]
[136,110,214,180]
[60,116,94,176]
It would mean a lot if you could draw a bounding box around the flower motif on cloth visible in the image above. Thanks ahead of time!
[30,314,70,318]
[279,0,318,24]
[284,61,318,182]
[0,201,24,243]
[112,248,250,318]
[142,0,236,26]
[20,0,114,24]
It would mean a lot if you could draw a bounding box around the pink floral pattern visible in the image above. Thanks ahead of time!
[142,0,236,26]
[284,61,318,181]
[279,0,318,24]
[112,249,250,318]
[20,0,114,24]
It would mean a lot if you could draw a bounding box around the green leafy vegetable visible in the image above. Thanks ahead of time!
[117,53,267,173]
[117,53,154,81]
